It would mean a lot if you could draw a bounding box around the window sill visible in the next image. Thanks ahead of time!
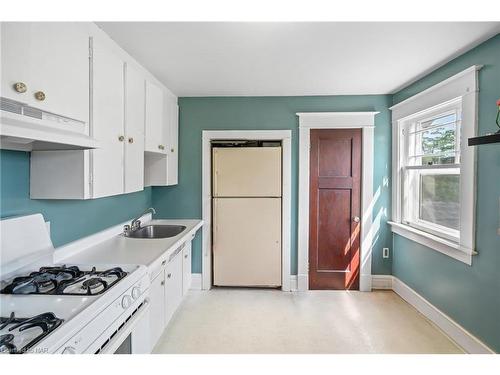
[388,221,474,265]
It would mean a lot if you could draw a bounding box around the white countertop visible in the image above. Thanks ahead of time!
[56,219,203,270]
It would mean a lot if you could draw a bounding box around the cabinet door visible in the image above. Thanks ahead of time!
[1,22,89,124]
[164,251,183,325]
[124,63,145,194]
[144,81,165,153]
[167,99,179,185]
[91,39,125,198]
[149,273,165,350]
[182,240,192,295]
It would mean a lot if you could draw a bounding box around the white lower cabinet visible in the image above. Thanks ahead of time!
[148,238,193,351]
[148,272,165,350]
[182,239,192,295]
[164,248,184,324]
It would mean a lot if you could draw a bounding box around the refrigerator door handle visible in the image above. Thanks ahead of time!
[212,199,217,253]
[212,149,218,197]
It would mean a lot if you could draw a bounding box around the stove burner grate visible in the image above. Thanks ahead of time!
[1,265,127,296]
[0,312,63,354]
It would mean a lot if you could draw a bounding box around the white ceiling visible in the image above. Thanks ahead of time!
[97,22,499,97]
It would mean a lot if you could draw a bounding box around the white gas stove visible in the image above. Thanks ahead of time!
[0,214,151,354]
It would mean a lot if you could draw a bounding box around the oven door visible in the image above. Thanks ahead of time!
[98,298,151,354]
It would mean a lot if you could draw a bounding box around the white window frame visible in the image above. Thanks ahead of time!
[401,99,461,242]
[389,65,481,265]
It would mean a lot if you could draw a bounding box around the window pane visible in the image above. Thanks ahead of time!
[420,113,457,165]
[420,174,460,230]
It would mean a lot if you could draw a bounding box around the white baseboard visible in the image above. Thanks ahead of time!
[297,274,308,291]
[373,275,495,354]
[371,275,393,290]
[190,273,202,290]
[289,275,298,291]
[359,274,373,291]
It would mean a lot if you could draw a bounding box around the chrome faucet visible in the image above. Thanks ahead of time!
[124,207,156,235]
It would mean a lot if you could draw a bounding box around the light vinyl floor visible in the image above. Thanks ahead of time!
[153,288,463,354]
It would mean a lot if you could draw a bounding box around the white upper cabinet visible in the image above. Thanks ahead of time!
[23,22,178,199]
[144,94,178,187]
[167,97,179,185]
[91,38,125,198]
[145,81,166,154]
[1,22,89,125]
[124,63,145,194]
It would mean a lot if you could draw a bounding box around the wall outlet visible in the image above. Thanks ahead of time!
[382,247,390,259]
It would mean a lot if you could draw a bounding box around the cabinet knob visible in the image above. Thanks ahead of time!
[158,144,165,150]
[184,254,188,259]
[170,148,175,153]
[161,260,166,266]
[118,135,125,142]
[34,91,46,101]
[167,273,172,279]
[160,280,165,286]
[13,82,27,93]
[128,137,134,144]
[353,216,360,223]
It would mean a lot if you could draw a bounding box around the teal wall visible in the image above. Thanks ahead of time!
[152,95,393,275]
[0,150,152,247]
[392,34,500,352]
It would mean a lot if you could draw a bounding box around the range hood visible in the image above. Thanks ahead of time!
[0,97,98,151]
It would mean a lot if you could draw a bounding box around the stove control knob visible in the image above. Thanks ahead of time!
[62,346,76,354]
[131,286,141,300]
[121,295,132,309]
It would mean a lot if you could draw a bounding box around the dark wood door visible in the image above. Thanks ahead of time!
[309,129,361,290]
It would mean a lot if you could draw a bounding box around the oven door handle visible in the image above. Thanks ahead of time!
[99,298,150,354]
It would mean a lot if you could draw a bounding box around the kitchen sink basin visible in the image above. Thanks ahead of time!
[125,225,186,239]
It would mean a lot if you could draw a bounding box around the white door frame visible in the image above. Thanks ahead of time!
[296,112,379,292]
[201,130,292,291]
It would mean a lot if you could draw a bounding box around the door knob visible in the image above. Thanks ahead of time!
[13,82,27,93]
[353,216,360,223]
[34,91,46,101]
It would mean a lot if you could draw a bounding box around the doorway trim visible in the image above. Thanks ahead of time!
[201,130,292,291]
[297,112,379,292]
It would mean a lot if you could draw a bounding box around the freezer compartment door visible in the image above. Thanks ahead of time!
[213,197,281,287]
[212,147,281,197]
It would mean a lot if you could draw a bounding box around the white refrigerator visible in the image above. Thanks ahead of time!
[212,146,282,287]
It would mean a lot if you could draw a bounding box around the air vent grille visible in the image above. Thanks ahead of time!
[1,96,85,130]
[23,106,43,119]
[0,97,23,114]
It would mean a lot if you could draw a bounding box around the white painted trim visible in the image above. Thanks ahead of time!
[201,130,293,291]
[371,274,393,290]
[297,112,377,292]
[390,65,482,114]
[389,222,474,265]
[391,66,479,263]
[392,276,494,354]
[297,111,378,129]
[372,275,495,353]
[190,273,202,290]
[289,275,298,292]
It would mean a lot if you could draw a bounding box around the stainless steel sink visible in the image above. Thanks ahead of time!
[124,224,186,239]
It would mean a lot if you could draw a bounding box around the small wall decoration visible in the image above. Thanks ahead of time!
[496,98,500,134]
